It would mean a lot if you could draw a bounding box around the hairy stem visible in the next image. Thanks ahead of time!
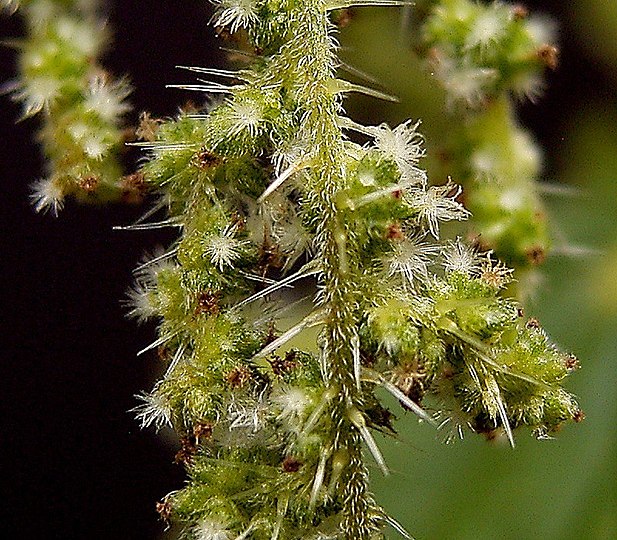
[291,3,377,537]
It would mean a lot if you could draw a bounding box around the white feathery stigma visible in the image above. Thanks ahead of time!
[271,385,312,424]
[55,15,104,57]
[442,237,481,275]
[525,14,557,46]
[84,73,132,123]
[68,122,108,160]
[436,57,498,106]
[192,517,233,540]
[212,0,259,33]
[124,282,158,323]
[227,392,268,433]
[408,181,470,238]
[465,4,508,50]
[386,234,439,284]
[226,96,264,137]
[205,225,248,270]
[13,76,62,117]
[133,391,173,431]
[30,177,65,216]
[373,119,426,185]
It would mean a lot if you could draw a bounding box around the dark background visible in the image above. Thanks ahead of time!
[1,2,615,539]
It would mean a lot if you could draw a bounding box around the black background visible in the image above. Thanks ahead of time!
[0,2,606,538]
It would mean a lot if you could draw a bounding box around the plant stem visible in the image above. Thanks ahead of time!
[290,3,377,537]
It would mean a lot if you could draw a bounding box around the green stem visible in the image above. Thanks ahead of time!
[289,2,377,537]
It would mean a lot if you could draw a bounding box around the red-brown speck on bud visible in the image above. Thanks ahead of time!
[157,346,171,361]
[526,317,541,329]
[268,350,298,376]
[230,212,247,232]
[193,422,213,444]
[120,172,147,204]
[537,44,559,70]
[225,365,252,388]
[79,175,99,193]
[258,240,283,276]
[195,289,221,316]
[214,26,242,44]
[282,456,302,472]
[565,354,580,371]
[264,323,278,345]
[573,409,586,423]
[179,100,200,114]
[482,428,503,443]
[136,111,162,142]
[174,436,197,465]
[471,415,500,441]
[446,182,463,201]
[512,4,529,20]
[392,361,426,407]
[282,350,298,372]
[386,223,405,240]
[333,9,353,28]
[156,500,172,522]
[526,246,546,265]
[442,364,455,379]
[360,350,376,368]
[391,189,403,199]
[468,233,491,253]
[193,147,222,169]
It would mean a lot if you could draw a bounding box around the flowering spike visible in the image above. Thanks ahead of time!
[5,0,131,209]
[4,1,582,538]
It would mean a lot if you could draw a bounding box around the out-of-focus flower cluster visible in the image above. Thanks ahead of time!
[3,0,133,214]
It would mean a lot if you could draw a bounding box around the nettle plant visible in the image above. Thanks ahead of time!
[3,0,583,538]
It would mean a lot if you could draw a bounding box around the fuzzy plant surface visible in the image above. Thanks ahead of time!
[1,0,138,212]
[340,0,563,297]
[2,1,583,539]
[417,0,559,281]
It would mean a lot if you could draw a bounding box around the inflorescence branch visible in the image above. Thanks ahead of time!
[2,1,582,539]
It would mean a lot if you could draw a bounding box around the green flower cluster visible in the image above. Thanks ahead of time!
[418,0,557,277]
[120,1,581,538]
[2,0,132,213]
[367,257,580,443]
[2,1,583,539]
[423,0,557,104]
